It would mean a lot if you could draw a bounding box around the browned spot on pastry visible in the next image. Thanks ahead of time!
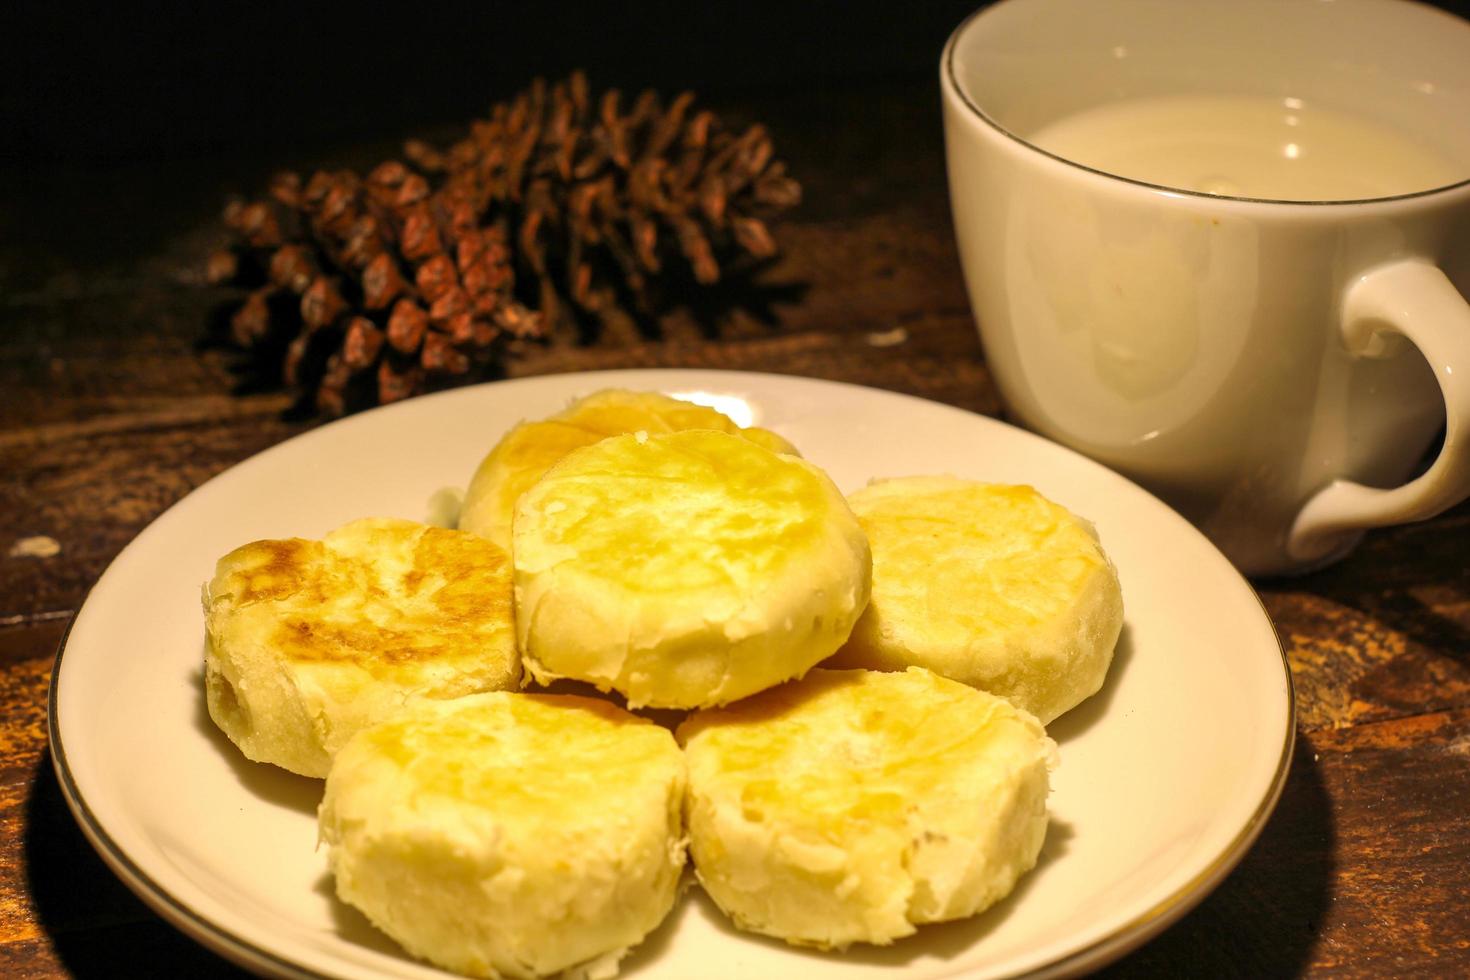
[218,538,325,604]
[209,518,514,678]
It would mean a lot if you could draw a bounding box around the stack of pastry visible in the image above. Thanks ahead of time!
[201,388,1123,977]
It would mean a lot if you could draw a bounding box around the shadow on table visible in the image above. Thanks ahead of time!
[1094,729,1334,977]
[24,750,253,978]
[1278,495,1470,675]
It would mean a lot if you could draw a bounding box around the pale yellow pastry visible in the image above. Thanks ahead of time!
[829,477,1123,723]
[679,667,1055,949]
[459,388,798,552]
[202,517,519,777]
[319,692,686,979]
[514,429,870,709]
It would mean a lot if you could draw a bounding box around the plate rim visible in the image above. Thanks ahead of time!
[46,368,1296,980]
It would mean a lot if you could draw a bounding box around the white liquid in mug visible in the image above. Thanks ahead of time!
[1028,95,1465,201]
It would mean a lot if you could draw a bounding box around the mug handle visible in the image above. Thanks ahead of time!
[1288,259,1470,564]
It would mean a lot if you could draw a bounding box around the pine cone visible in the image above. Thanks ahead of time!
[406,72,801,336]
[210,163,543,416]
[208,73,800,415]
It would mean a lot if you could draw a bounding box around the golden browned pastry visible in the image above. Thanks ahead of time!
[319,691,686,979]
[459,388,797,552]
[679,667,1056,949]
[514,429,870,709]
[202,517,519,777]
[829,477,1123,723]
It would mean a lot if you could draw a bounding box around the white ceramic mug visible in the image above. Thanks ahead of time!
[941,0,1470,575]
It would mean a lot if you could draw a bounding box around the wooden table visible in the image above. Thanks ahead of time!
[3,76,1468,978]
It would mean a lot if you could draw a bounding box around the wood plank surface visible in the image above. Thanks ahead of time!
[3,69,1469,978]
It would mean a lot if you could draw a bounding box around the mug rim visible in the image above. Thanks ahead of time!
[942,0,1470,207]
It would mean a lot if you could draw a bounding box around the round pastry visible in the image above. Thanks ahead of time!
[513,428,870,709]
[319,691,686,979]
[678,667,1056,949]
[202,517,520,777]
[828,477,1123,723]
[459,388,798,553]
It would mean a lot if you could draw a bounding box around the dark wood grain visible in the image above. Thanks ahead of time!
[1266,509,1470,732]
[3,73,1469,978]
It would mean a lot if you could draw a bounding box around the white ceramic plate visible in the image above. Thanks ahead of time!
[50,369,1292,979]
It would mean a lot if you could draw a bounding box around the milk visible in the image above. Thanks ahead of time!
[1028,95,1464,201]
